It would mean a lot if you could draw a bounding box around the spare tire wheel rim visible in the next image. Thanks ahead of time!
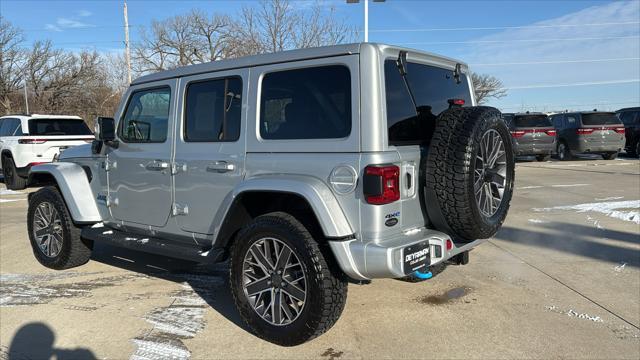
[474,129,507,217]
[33,202,64,258]
[242,237,307,326]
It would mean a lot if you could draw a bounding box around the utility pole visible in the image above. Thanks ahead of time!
[346,0,385,43]
[23,79,29,114]
[124,1,132,84]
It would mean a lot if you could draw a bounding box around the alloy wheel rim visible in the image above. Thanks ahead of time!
[474,129,508,217]
[242,237,307,326]
[559,144,566,159]
[33,202,63,258]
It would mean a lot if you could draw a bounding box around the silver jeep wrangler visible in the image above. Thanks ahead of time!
[26,43,514,346]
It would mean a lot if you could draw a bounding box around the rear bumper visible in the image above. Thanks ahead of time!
[328,227,485,280]
[574,141,624,154]
[514,142,555,156]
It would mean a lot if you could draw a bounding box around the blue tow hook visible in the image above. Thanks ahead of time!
[414,270,433,280]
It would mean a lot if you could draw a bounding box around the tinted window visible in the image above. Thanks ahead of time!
[581,113,620,126]
[551,115,563,128]
[28,119,90,135]
[0,118,21,136]
[619,111,639,125]
[385,60,472,144]
[120,87,171,143]
[513,115,552,128]
[259,65,351,140]
[567,115,577,126]
[185,78,242,142]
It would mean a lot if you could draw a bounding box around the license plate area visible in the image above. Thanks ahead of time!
[403,241,430,274]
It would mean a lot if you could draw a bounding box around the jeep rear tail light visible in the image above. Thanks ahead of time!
[18,138,47,144]
[545,129,557,136]
[363,165,400,205]
[576,128,594,135]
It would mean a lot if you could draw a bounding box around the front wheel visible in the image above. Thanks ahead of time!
[536,155,551,162]
[27,187,93,269]
[229,212,347,346]
[602,152,618,160]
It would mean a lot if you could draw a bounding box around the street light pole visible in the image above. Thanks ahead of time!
[124,1,132,84]
[347,0,384,43]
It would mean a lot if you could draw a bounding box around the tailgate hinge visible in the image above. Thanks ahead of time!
[172,203,189,216]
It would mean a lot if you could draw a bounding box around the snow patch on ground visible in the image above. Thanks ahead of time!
[130,274,224,360]
[0,189,23,195]
[614,263,627,273]
[528,219,548,224]
[533,200,640,224]
[0,199,23,203]
[545,305,604,323]
[595,196,624,201]
[550,184,590,188]
[518,185,544,190]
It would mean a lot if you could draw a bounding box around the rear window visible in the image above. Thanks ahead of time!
[385,60,472,144]
[513,115,552,128]
[259,65,351,140]
[581,113,620,126]
[28,119,92,136]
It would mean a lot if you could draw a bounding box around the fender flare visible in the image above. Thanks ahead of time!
[213,175,354,244]
[29,163,101,223]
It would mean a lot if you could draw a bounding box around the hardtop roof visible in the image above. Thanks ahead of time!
[131,42,468,85]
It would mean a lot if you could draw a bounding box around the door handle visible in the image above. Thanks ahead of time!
[146,160,169,171]
[206,161,235,173]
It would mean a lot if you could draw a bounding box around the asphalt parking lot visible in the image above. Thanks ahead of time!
[1,156,639,360]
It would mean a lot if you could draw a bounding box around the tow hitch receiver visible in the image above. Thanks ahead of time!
[451,251,469,265]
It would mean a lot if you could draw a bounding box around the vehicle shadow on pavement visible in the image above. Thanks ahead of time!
[89,242,254,335]
[6,322,96,359]
[495,222,640,267]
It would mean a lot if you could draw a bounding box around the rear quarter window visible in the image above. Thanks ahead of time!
[259,65,351,140]
[28,119,91,136]
[385,60,472,144]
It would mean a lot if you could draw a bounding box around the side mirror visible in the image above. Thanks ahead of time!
[95,117,116,141]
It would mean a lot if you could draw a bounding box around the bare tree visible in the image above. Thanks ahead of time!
[471,72,507,104]
[0,17,26,113]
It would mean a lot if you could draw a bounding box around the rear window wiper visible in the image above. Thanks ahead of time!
[396,51,419,114]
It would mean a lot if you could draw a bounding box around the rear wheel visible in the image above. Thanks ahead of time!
[425,106,515,242]
[1,156,28,190]
[229,212,347,346]
[27,186,92,269]
[535,155,551,162]
[557,142,572,161]
[602,152,618,160]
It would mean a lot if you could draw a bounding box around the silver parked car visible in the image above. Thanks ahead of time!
[25,43,515,345]
[550,111,625,160]
[503,112,556,161]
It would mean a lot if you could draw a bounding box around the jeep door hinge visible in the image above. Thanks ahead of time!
[172,203,189,216]
[102,160,116,171]
[171,162,187,175]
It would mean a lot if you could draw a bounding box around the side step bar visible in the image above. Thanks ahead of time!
[81,226,224,264]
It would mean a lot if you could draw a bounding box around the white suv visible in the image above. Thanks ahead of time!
[0,114,94,189]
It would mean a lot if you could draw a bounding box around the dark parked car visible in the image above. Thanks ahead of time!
[616,107,640,157]
[549,111,625,160]
[503,112,556,161]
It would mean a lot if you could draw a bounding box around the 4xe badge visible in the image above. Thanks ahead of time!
[385,211,400,227]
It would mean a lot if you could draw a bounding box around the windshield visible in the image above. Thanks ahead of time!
[513,115,552,128]
[581,113,620,126]
[28,119,92,136]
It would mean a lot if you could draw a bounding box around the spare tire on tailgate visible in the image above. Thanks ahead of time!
[424,106,514,242]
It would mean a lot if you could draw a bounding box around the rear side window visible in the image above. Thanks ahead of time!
[513,115,552,128]
[0,118,22,136]
[28,119,91,136]
[581,113,620,126]
[385,60,472,144]
[618,111,639,125]
[120,87,171,143]
[184,77,242,142]
[259,65,351,140]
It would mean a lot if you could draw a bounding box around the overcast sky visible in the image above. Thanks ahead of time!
[1,0,639,112]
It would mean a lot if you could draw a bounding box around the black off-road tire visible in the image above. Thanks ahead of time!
[424,106,515,242]
[229,212,347,346]
[602,152,618,160]
[536,155,551,162]
[557,142,572,161]
[1,155,28,190]
[27,186,92,269]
